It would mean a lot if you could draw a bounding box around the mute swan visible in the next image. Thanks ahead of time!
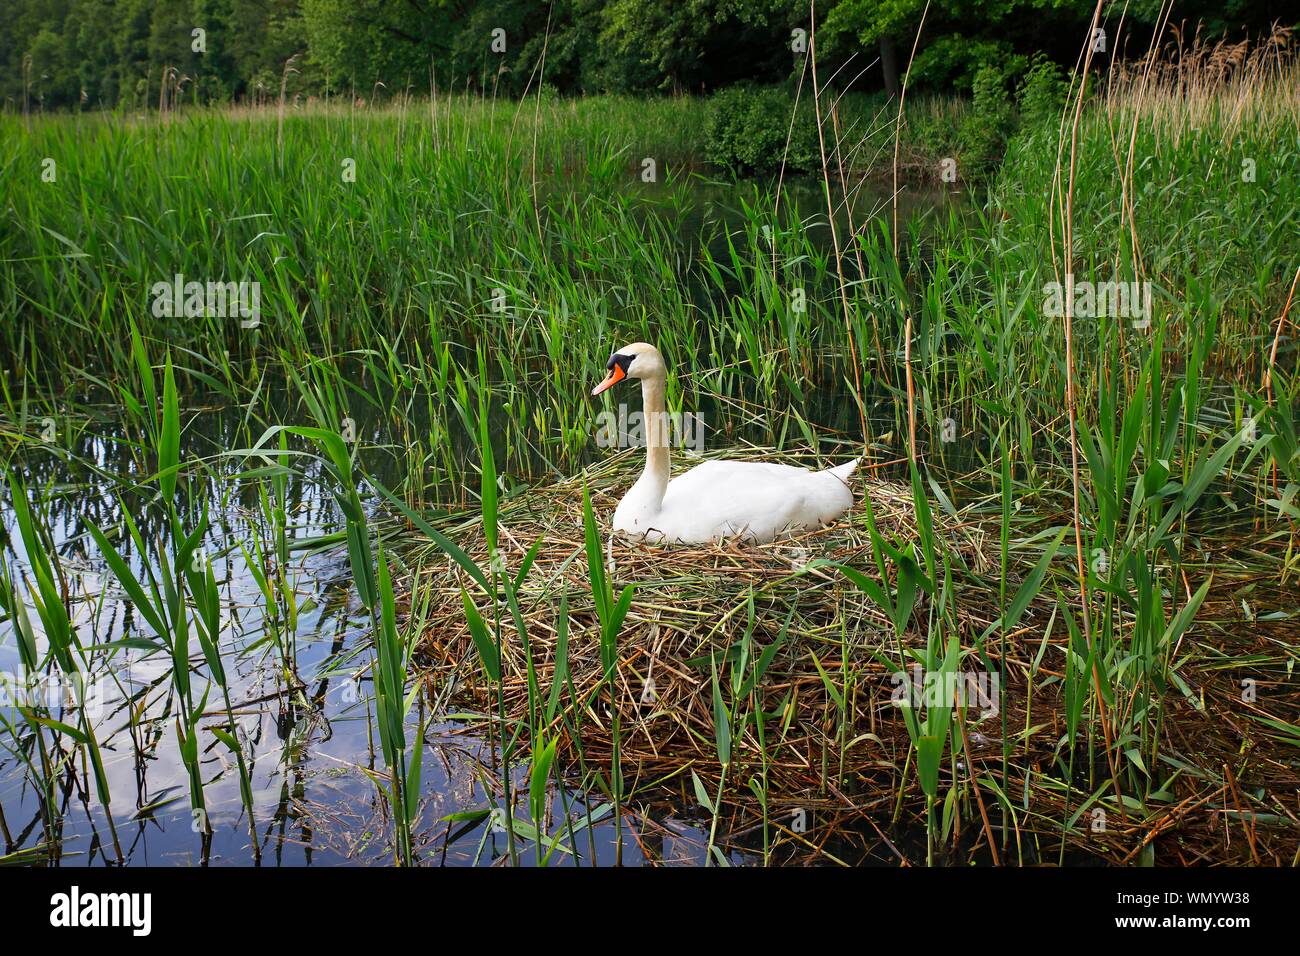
[591,342,858,544]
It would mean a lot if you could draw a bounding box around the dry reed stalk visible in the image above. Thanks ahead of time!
[1265,265,1300,403]
[1057,1,1128,813]
[277,54,300,154]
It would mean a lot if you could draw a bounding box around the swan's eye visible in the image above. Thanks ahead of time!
[606,352,633,374]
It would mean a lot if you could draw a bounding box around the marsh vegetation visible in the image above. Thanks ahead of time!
[1,27,1298,866]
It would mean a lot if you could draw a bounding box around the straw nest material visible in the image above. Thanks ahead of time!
[402,450,992,844]
[400,447,1300,865]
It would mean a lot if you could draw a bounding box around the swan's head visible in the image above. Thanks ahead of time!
[591,342,665,396]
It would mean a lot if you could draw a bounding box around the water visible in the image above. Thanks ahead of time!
[0,401,759,865]
[0,177,965,868]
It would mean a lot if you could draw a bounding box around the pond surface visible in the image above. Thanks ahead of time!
[0,403,736,865]
[0,176,964,867]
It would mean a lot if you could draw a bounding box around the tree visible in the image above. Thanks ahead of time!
[0,0,1290,111]
[822,0,926,95]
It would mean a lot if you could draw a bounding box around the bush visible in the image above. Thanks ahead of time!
[958,66,1015,179]
[705,86,820,175]
[907,97,969,169]
[1017,56,1069,131]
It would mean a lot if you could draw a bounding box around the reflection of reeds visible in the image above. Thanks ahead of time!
[3,473,124,863]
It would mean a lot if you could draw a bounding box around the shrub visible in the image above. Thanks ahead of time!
[1017,56,1069,131]
[958,66,1015,179]
[907,96,969,170]
[910,34,1026,93]
[705,86,820,175]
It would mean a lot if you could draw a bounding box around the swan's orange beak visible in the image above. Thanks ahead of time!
[591,364,626,396]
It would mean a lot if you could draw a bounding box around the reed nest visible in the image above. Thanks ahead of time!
[400,448,1300,866]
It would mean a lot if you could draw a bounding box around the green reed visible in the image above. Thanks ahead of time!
[1,60,1296,865]
[1,475,122,862]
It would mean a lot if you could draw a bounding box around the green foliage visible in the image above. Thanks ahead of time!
[595,0,793,94]
[904,96,969,166]
[1016,55,1068,130]
[703,69,1036,182]
[7,0,1272,111]
[910,34,1026,93]
[705,85,819,175]
[821,0,928,48]
[1,0,807,109]
[0,0,312,111]
[957,65,1014,179]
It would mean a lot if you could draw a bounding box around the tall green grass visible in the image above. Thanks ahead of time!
[2,60,1297,865]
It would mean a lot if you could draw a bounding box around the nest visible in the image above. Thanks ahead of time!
[403,450,991,851]
[399,448,1300,865]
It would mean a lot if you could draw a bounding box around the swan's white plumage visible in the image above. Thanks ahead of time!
[613,457,858,544]
[595,342,857,544]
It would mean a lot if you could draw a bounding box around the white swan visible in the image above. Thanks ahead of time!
[591,342,858,544]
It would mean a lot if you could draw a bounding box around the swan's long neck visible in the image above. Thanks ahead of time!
[640,374,670,506]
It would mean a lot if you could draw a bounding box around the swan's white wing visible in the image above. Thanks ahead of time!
[653,460,852,543]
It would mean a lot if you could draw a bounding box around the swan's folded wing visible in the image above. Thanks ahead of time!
[658,460,852,542]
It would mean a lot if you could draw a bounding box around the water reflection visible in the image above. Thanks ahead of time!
[0,401,785,867]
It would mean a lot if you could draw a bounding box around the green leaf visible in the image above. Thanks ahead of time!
[211,728,242,754]
[1160,578,1211,649]
[478,393,499,555]
[988,526,1066,638]
[85,520,168,639]
[22,712,89,744]
[406,720,426,821]
[462,591,500,681]
[711,656,731,766]
[159,355,180,502]
[529,736,558,824]
[368,479,491,594]
[809,649,844,709]
[690,769,715,814]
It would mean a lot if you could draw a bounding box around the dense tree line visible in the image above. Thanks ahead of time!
[1,0,1286,112]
